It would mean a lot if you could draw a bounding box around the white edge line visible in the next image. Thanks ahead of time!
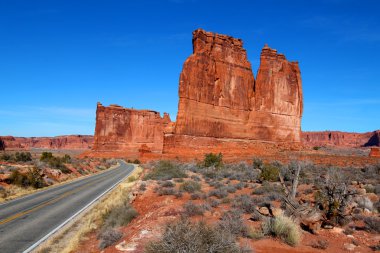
[23,163,136,253]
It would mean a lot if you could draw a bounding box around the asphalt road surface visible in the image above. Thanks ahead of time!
[0,161,135,253]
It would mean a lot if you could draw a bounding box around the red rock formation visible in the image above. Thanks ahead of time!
[92,103,172,156]
[91,28,304,158]
[173,29,302,142]
[302,130,380,147]
[0,135,93,150]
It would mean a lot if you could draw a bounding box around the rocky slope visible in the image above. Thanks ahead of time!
[0,135,93,150]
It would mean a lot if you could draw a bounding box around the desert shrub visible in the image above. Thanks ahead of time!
[190,192,202,200]
[315,168,357,225]
[26,167,46,188]
[203,153,223,168]
[183,201,205,216]
[313,146,320,151]
[133,159,141,164]
[160,180,175,188]
[190,175,201,181]
[48,158,70,173]
[179,180,201,193]
[157,187,177,196]
[233,195,256,214]
[8,170,29,187]
[364,184,375,193]
[224,185,237,193]
[247,226,264,240]
[62,154,71,163]
[374,184,380,195]
[98,229,123,249]
[252,157,264,170]
[218,209,248,237]
[310,239,329,249]
[139,183,147,191]
[14,152,32,162]
[208,198,221,208]
[7,168,45,188]
[102,200,138,229]
[364,217,380,233]
[0,153,13,161]
[356,196,373,211]
[40,152,53,161]
[260,164,280,182]
[145,218,251,253]
[262,215,301,246]
[208,188,228,199]
[144,161,187,180]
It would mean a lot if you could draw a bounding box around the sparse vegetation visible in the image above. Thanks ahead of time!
[0,151,32,162]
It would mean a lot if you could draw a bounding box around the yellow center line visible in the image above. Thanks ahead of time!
[0,179,100,226]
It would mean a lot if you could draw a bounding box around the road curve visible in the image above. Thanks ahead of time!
[0,160,135,253]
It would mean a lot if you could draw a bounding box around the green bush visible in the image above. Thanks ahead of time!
[203,153,223,168]
[40,152,71,173]
[40,152,53,161]
[179,180,201,193]
[260,164,280,181]
[14,152,32,162]
[8,168,45,188]
[144,161,187,180]
[262,215,301,246]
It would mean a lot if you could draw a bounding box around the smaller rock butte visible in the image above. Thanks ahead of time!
[93,103,173,156]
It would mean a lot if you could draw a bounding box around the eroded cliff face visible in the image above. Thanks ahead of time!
[0,135,93,150]
[302,130,380,147]
[93,103,171,155]
[174,29,303,142]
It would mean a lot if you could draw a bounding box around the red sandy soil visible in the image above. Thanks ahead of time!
[76,171,379,253]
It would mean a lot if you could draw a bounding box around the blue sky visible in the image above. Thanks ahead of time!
[0,0,379,137]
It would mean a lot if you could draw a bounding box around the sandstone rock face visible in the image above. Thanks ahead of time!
[302,130,380,147]
[93,103,171,155]
[174,29,303,142]
[0,135,93,150]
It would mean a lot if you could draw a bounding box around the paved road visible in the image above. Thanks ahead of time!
[0,161,134,253]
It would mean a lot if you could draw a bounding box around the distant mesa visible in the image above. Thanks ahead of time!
[90,28,303,158]
[0,135,93,150]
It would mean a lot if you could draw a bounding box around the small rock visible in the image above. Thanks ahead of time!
[363,208,371,214]
[272,207,283,217]
[343,243,356,251]
[357,188,366,195]
[257,207,270,216]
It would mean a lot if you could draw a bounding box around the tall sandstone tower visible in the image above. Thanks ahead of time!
[173,29,303,142]
[92,28,303,158]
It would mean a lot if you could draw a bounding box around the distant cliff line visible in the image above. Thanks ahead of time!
[1,130,378,151]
